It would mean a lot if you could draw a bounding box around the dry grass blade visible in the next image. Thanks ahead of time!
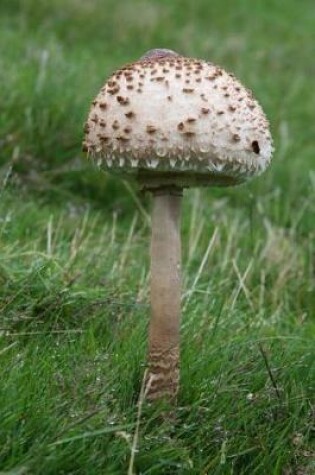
[128,370,153,475]
[183,227,219,308]
[230,258,254,311]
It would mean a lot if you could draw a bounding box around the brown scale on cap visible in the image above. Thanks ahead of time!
[125,111,135,119]
[107,80,117,88]
[153,77,165,82]
[99,102,107,110]
[98,135,109,143]
[232,134,241,142]
[147,125,157,134]
[116,136,130,143]
[117,96,130,106]
[251,140,260,154]
[108,87,120,95]
[112,120,120,130]
[183,131,195,138]
[99,120,106,127]
[183,88,194,93]
[177,122,184,131]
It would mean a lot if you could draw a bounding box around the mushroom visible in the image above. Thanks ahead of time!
[83,49,273,402]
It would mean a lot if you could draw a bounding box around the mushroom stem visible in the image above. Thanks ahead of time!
[147,188,182,401]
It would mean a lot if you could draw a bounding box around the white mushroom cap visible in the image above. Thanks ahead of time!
[83,49,273,188]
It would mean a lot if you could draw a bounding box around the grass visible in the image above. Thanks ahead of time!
[0,0,314,473]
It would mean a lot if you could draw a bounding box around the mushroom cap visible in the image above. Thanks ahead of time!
[83,50,273,188]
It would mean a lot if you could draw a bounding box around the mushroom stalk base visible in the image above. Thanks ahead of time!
[147,188,182,401]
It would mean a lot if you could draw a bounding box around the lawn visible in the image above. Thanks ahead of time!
[0,0,314,473]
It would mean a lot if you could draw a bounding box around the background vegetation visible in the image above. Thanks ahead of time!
[0,0,314,473]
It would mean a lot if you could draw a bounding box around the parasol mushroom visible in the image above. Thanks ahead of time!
[83,49,273,402]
